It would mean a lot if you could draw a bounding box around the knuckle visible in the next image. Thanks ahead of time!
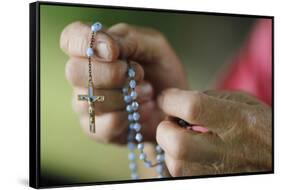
[130,61,144,82]
[72,95,88,115]
[167,159,183,177]
[156,121,167,144]
[60,21,85,52]
[65,59,81,86]
[183,91,202,124]
[154,30,167,44]
[108,61,125,85]
[110,23,131,35]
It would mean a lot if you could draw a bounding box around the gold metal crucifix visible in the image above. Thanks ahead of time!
[78,82,104,133]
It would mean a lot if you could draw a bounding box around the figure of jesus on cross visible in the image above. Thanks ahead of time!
[78,82,104,133]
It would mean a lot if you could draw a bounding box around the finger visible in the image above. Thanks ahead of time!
[157,88,249,133]
[60,21,119,61]
[80,111,128,144]
[164,153,185,177]
[65,57,144,88]
[73,81,154,114]
[80,100,159,143]
[156,120,224,164]
[107,23,166,62]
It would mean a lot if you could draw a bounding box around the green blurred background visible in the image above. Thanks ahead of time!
[40,4,256,185]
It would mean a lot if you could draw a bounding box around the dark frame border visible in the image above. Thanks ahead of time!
[29,1,274,188]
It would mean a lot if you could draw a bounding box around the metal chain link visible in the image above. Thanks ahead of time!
[88,32,96,84]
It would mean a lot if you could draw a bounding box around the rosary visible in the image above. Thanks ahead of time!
[78,21,190,179]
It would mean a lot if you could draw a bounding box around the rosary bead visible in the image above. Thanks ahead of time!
[127,142,135,150]
[133,122,141,132]
[155,145,163,153]
[156,164,164,173]
[126,104,133,112]
[124,95,132,103]
[128,114,134,121]
[129,123,135,130]
[135,133,143,142]
[122,87,129,94]
[139,152,147,160]
[127,132,135,141]
[130,91,138,100]
[128,152,136,160]
[91,22,103,32]
[131,101,139,111]
[86,47,94,57]
[144,161,152,168]
[132,112,140,121]
[131,172,139,179]
[129,162,137,170]
[128,68,136,78]
[129,80,137,88]
[137,143,144,150]
[156,154,165,162]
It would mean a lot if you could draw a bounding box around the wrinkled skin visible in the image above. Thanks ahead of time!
[156,89,272,176]
[60,22,272,177]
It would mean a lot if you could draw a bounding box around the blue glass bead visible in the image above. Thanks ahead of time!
[135,133,143,142]
[129,80,137,88]
[156,154,165,162]
[91,22,103,32]
[128,114,134,121]
[155,145,162,153]
[144,161,152,168]
[133,123,141,132]
[130,91,138,100]
[127,132,134,141]
[128,152,136,160]
[124,95,132,103]
[127,142,135,150]
[131,101,139,111]
[122,87,129,94]
[86,47,94,57]
[126,104,133,112]
[128,68,136,78]
[129,123,135,130]
[156,164,164,173]
[129,162,137,170]
[131,172,139,179]
[137,143,144,150]
[133,112,140,121]
[139,152,146,160]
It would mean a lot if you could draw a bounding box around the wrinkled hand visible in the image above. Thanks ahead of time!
[156,89,272,176]
[60,22,187,144]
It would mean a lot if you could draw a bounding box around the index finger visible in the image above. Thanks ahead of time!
[60,21,119,62]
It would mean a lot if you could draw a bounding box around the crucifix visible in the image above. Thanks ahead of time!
[77,22,105,133]
[78,82,104,133]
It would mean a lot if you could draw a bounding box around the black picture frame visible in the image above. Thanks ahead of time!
[29,1,274,188]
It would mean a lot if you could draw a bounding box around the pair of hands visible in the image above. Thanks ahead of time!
[60,22,272,176]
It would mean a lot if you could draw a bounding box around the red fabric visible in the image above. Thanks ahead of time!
[217,19,272,105]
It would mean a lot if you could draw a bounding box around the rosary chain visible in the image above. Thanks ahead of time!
[88,32,96,84]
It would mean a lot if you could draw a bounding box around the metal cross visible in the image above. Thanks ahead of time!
[78,83,104,133]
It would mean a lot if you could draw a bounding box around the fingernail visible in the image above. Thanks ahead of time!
[191,126,209,133]
[96,42,110,59]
